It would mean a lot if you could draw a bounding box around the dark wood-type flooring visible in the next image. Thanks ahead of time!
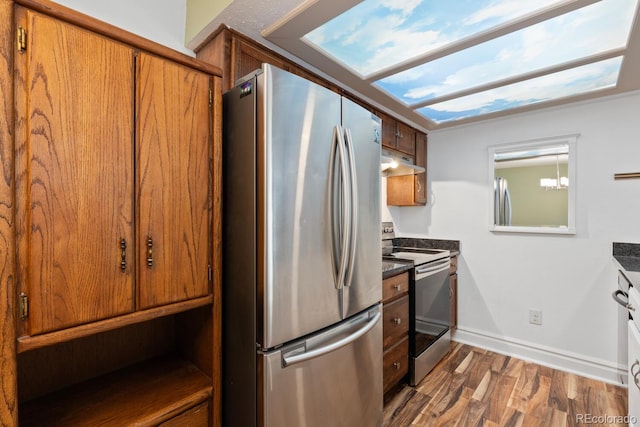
[384,342,627,427]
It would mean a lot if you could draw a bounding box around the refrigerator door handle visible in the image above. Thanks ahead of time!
[331,125,351,290]
[504,185,512,225]
[281,310,381,367]
[343,128,358,287]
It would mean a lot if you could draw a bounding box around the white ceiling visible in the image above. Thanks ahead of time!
[190,0,640,132]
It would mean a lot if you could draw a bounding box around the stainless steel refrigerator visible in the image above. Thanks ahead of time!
[494,177,512,226]
[222,64,382,427]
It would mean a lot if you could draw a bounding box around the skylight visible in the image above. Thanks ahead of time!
[265,0,640,128]
[419,56,623,123]
[304,0,568,77]
[375,0,636,106]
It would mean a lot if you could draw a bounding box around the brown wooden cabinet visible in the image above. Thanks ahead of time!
[15,9,136,335]
[135,52,212,309]
[379,112,415,156]
[382,272,409,394]
[2,2,223,426]
[196,25,339,94]
[386,132,428,206]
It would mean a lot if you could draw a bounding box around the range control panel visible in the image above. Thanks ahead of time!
[381,222,395,239]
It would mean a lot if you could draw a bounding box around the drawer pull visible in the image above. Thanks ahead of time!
[120,238,127,271]
[393,318,402,325]
[393,362,401,370]
[393,284,402,291]
[146,236,154,267]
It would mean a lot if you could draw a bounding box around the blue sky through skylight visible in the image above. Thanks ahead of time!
[300,0,636,125]
[304,0,565,76]
[418,56,623,123]
[375,0,636,105]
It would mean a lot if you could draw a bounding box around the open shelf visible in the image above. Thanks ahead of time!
[19,357,212,426]
[17,296,213,353]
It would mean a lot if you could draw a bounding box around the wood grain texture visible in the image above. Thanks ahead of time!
[14,0,221,77]
[17,295,213,352]
[384,343,628,427]
[136,53,211,309]
[383,272,409,303]
[15,9,135,335]
[387,175,417,206]
[383,295,409,351]
[194,27,232,91]
[0,1,17,425]
[211,75,223,427]
[17,316,175,402]
[19,357,212,427]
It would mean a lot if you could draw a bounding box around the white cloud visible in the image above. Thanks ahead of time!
[379,0,422,16]
[464,0,561,26]
[427,58,621,114]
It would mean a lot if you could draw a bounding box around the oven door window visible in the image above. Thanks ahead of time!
[413,263,450,355]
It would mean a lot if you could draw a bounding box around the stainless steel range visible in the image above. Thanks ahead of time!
[382,223,452,386]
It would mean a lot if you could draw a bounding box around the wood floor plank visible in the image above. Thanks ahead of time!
[383,343,627,427]
[485,374,518,423]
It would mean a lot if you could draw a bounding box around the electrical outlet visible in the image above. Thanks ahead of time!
[529,309,543,325]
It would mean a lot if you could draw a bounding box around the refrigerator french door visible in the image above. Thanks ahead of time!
[223,64,382,427]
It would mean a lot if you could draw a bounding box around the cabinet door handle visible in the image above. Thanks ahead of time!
[120,238,127,271]
[416,178,422,194]
[393,318,402,325]
[393,362,401,370]
[146,236,153,267]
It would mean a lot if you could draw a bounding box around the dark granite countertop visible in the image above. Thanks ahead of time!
[382,261,413,280]
[613,242,640,287]
[392,237,461,257]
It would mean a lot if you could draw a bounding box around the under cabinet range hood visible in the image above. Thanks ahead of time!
[381,149,425,177]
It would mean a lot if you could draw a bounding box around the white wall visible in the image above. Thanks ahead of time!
[52,0,192,55]
[387,91,640,383]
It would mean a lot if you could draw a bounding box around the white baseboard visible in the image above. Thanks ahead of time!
[452,326,626,387]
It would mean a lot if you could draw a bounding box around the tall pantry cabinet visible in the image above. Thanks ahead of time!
[1,1,222,426]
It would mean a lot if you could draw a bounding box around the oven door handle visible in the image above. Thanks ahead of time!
[415,259,450,278]
[612,289,633,310]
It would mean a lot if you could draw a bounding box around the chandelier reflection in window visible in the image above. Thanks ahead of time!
[540,155,568,190]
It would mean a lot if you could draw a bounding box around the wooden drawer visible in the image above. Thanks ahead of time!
[383,336,409,393]
[449,255,458,275]
[383,295,409,351]
[160,401,209,426]
[383,272,409,303]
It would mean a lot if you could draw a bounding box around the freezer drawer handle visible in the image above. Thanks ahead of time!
[281,311,381,367]
[612,289,633,310]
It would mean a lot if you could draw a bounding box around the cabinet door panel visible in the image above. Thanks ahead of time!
[378,112,397,151]
[136,53,211,309]
[19,12,135,335]
[414,132,427,205]
[395,122,415,156]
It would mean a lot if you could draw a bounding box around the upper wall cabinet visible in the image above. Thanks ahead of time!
[16,10,214,335]
[379,112,416,156]
[136,53,212,309]
[15,10,137,335]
